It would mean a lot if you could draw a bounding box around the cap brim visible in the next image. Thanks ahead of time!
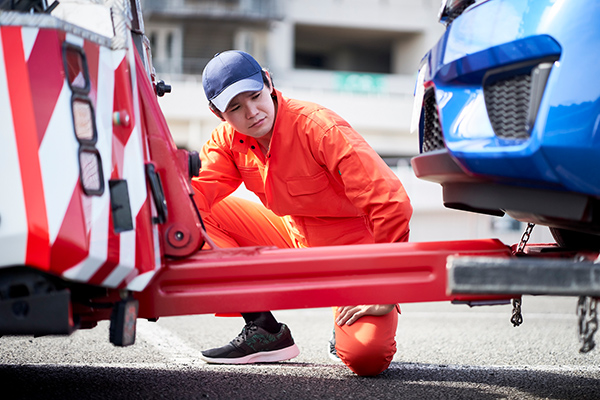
[211,71,264,112]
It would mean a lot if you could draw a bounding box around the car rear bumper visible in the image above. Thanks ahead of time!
[411,149,598,231]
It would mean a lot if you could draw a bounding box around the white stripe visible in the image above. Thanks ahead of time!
[39,80,79,244]
[82,44,115,274]
[100,44,149,288]
[131,41,162,271]
[111,48,126,71]
[136,320,205,366]
[0,31,28,267]
[100,47,139,288]
[21,27,38,61]
[105,40,154,288]
[102,229,136,287]
[126,35,162,282]
[152,224,162,270]
[95,46,117,148]
[122,122,146,216]
[63,45,115,282]
[122,40,147,218]
[62,199,110,281]
[126,270,156,291]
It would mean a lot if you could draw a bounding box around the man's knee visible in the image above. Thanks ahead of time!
[338,341,395,376]
[334,312,399,377]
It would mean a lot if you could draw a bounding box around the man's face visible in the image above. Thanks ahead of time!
[221,84,275,142]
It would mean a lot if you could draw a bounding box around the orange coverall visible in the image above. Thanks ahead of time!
[192,89,413,375]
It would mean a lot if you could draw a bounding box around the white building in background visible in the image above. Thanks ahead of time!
[140,0,553,245]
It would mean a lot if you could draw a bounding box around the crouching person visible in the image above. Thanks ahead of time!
[191,50,413,376]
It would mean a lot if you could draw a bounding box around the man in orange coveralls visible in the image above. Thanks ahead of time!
[192,50,413,376]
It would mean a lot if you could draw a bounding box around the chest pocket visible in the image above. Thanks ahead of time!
[270,171,360,218]
[238,166,265,194]
[286,170,329,196]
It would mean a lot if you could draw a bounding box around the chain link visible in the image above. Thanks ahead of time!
[511,298,523,327]
[577,296,598,353]
[515,222,536,255]
[508,223,536,327]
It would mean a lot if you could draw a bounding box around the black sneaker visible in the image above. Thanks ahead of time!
[328,328,342,362]
[201,322,300,364]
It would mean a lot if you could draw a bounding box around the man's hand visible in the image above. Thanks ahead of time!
[336,304,396,326]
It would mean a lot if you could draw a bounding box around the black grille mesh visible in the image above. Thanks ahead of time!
[422,90,444,152]
[484,73,532,139]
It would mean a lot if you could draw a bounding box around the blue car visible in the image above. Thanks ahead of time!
[411,0,600,249]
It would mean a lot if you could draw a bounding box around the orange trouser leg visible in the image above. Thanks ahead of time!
[199,196,295,249]
[200,197,295,317]
[201,197,398,375]
[333,307,398,376]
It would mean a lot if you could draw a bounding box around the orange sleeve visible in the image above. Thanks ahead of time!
[316,124,413,243]
[191,129,242,212]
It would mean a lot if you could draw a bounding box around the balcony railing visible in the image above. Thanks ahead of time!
[152,57,415,99]
[141,0,282,21]
[152,57,211,76]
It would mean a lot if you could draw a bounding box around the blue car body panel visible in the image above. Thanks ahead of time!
[419,0,600,196]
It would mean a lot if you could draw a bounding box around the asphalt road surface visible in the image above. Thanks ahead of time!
[1,296,599,399]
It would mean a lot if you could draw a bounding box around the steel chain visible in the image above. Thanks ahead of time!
[509,223,535,327]
[577,296,598,353]
[515,222,536,255]
[511,298,523,327]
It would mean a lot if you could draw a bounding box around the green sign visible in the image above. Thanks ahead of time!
[335,72,384,94]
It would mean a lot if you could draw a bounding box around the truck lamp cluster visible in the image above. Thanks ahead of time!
[63,43,104,196]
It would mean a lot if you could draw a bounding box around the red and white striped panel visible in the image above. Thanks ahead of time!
[0,26,161,291]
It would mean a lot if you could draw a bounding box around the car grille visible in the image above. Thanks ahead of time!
[422,89,444,152]
[484,73,532,139]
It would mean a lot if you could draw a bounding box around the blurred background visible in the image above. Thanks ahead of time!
[140,0,553,245]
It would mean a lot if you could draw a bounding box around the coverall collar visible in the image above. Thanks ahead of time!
[230,89,283,158]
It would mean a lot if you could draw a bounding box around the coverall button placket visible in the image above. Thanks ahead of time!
[248,138,267,164]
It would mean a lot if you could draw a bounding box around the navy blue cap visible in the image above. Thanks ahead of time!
[202,50,264,112]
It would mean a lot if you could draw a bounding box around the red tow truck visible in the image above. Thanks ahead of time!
[0,0,597,352]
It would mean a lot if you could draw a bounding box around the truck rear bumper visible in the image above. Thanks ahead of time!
[449,255,600,297]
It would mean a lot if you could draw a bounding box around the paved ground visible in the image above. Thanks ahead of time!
[1,296,599,399]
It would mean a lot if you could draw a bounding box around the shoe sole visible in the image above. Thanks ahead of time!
[327,343,343,363]
[201,344,300,365]
[328,351,343,363]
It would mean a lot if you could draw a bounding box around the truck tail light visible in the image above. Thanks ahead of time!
[72,96,97,143]
[79,148,104,196]
[63,43,90,93]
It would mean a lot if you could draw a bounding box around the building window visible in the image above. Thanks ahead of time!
[146,25,182,74]
[294,24,392,74]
